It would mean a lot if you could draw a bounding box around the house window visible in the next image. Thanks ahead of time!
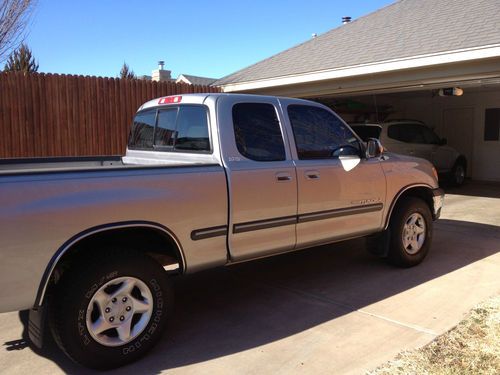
[484,108,500,141]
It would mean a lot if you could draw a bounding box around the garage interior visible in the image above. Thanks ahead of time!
[312,79,500,182]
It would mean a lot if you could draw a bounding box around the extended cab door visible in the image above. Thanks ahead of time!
[217,96,297,261]
[280,100,386,248]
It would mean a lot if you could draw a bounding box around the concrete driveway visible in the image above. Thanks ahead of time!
[1,182,499,374]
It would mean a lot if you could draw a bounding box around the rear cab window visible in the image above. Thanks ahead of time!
[128,105,211,153]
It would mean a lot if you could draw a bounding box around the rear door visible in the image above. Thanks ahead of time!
[281,100,386,248]
[217,96,297,261]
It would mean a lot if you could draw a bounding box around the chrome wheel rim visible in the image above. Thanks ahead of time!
[86,276,153,347]
[402,213,426,255]
[455,165,465,185]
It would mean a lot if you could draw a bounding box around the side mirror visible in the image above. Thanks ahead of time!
[439,138,447,145]
[366,138,384,158]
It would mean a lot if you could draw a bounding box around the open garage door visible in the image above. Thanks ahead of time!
[312,83,500,182]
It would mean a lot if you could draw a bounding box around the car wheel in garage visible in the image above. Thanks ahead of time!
[49,248,172,370]
[451,161,466,186]
[387,197,433,267]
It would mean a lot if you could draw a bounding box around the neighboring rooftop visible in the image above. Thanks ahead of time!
[215,0,500,86]
[176,74,217,86]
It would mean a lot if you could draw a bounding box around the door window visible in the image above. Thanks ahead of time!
[287,105,360,159]
[387,123,439,144]
[232,103,286,161]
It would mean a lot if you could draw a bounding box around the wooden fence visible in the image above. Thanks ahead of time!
[0,72,221,158]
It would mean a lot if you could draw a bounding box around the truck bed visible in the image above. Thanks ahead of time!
[0,156,125,175]
[0,155,215,176]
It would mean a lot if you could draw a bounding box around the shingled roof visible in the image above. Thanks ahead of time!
[215,0,500,86]
[176,74,217,86]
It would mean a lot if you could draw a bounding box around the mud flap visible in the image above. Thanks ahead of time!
[366,228,391,257]
[28,306,47,349]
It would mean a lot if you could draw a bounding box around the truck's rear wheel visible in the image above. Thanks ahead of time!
[387,197,433,267]
[49,248,172,369]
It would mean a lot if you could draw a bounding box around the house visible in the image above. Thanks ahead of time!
[215,0,500,182]
[150,61,217,86]
[176,74,217,86]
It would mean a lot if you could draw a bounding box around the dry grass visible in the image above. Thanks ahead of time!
[369,295,500,375]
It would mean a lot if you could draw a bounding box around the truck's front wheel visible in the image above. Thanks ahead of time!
[388,197,433,267]
[49,248,172,369]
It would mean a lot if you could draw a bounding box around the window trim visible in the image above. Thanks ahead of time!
[287,104,363,160]
[128,104,213,155]
[231,102,287,162]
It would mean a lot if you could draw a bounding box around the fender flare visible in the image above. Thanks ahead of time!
[33,220,185,309]
[383,184,435,230]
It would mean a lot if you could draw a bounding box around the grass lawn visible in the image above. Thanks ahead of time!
[369,294,500,375]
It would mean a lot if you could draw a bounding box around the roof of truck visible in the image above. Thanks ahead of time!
[138,93,318,111]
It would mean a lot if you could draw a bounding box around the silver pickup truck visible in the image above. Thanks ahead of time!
[0,93,444,369]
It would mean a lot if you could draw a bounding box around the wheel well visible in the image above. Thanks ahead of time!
[386,186,435,228]
[39,225,184,307]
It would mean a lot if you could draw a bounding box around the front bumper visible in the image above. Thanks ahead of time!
[432,188,445,219]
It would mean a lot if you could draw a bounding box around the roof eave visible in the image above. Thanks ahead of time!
[220,44,500,92]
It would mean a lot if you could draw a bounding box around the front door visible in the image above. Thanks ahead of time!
[281,101,386,248]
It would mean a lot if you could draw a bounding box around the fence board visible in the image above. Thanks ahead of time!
[0,72,220,158]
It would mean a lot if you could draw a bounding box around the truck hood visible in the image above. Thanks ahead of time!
[381,152,439,188]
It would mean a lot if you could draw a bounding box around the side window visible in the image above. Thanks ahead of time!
[388,124,425,143]
[128,109,156,149]
[175,106,210,151]
[421,126,440,144]
[287,105,360,159]
[232,103,286,161]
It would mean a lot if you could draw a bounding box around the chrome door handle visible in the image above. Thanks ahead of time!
[276,172,292,182]
[305,170,320,180]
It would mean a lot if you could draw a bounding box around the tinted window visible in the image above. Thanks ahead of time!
[128,110,156,149]
[128,106,210,152]
[351,125,382,141]
[232,103,286,161]
[388,124,438,144]
[288,105,360,159]
[155,109,177,147]
[175,106,210,151]
[421,126,441,144]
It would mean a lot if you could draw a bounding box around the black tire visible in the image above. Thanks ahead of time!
[49,248,172,370]
[387,197,433,267]
[451,160,466,186]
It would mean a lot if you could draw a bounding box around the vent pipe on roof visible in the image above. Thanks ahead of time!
[312,33,317,39]
[342,16,352,24]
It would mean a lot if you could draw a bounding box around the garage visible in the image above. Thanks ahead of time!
[216,0,500,182]
[312,80,500,182]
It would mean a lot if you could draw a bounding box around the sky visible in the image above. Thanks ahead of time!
[21,0,394,80]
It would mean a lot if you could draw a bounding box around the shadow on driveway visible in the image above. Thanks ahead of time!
[444,180,500,199]
[8,218,500,374]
